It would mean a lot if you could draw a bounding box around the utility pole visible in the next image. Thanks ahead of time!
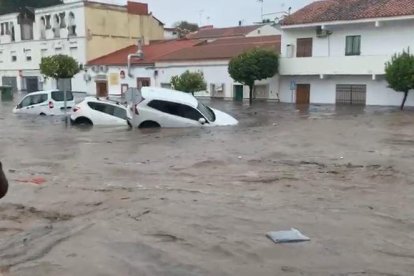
[258,0,264,22]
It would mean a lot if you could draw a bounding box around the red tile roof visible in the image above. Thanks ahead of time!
[187,25,261,39]
[87,39,200,66]
[282,0,414,25]
[157,35,281,62]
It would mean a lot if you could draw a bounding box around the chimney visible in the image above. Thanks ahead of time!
[127,1,149,15]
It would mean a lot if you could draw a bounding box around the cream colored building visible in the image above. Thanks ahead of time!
[0,0,164,92]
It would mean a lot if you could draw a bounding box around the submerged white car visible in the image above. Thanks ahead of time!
[127,87,238,128]
[70,97,128,126]
[13,90,75,116]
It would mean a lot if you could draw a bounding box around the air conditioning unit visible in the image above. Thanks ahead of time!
[316,26,332,38]
[215,84,224,92]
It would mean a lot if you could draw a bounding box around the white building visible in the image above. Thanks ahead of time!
[86,34,281,100]
[278,0,414,107]
[0,0,164,93]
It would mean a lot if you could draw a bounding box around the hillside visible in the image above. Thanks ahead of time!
[0,0,62,15]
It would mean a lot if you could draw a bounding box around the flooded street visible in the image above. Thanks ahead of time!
[0,96,414,276]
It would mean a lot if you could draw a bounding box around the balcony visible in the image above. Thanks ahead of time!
[279,55,391,76]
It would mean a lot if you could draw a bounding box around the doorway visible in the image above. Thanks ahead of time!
[296,84,310,105]
[233,85,243,101]
[96,81,108,97]
[137,78,151,89]
[336,84,366,105]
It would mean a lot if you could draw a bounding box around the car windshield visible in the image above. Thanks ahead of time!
[51,91,74,101]
[197,102,215,122]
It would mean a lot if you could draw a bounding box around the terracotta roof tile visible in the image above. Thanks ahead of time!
[187,25,261,39]
[87,39,199,66]
[157,36,281,62]
[283,0,414,25]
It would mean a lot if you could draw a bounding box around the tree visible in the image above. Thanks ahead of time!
[228,48,279,104]
[385,49,414,110]
[171,70,207,95]
[40,54,80,82]
[173,21,199,38]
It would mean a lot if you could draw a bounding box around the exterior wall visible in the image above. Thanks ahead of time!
[279,18,414,106]
[155,60,280,100]
[246,24,282,37]
[0,2,87,92]
[279,75,414,106]
[84,60,279,100]
[84,6,164,61]
[85,65,154,96]
[280,19,414,75]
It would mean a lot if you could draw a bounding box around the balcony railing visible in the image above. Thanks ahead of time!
[279,55,391,76]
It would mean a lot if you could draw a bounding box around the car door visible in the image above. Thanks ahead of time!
[88,102,126,125]
[15,95,34,114]
[147,100,204,127]
[31,93,49,115]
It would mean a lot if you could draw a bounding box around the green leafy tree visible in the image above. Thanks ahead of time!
[171,70,207,95]
[228,48,279,104]
[385,49,414,110]
[173,21,199,38]
[40,54,80,84]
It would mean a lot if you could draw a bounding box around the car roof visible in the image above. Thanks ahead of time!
[26,90,74,95]
[141,87,198,108]
[83,96,126,107]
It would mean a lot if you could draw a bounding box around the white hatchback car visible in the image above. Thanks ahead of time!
[13,90,75,116]
[70,97,128,126]
[127,87,238,128]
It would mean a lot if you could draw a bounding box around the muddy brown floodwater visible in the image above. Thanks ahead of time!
[0,96,414,276]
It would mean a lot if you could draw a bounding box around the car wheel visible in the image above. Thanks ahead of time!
[39,113,46,116]
[75,117,93,126]
[139,121,160,129]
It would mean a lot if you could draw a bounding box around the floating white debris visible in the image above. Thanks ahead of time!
[266,228,310,244]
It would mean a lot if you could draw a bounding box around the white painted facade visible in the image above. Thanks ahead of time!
[279,17,414,106]
[246,24,282,37]
[85,60,280,100]
[0,0,86,92]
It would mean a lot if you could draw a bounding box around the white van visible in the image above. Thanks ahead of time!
[13,90,75,116]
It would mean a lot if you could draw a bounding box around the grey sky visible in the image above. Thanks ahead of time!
[100,0,314,27]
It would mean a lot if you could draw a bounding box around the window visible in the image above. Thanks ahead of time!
[346,35,361,56]
[51,91,74,101]
[68,12,76,36]
[296,38,313,57]
[148,100,205,121]
[11,55,17,62]
[32,94,48,104]
[20,96,33,108]
[161,83,172,89]
[26,56,32,61]
[87,102,127,120]
[59,13,66,28]
[197,102,215,122]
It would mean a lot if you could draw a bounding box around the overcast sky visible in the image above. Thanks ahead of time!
[99,0,314,27]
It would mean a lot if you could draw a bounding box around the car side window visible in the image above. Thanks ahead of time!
[51,91,74,101]
[113,106,127,120]
[20,96,34,107]
[88,102,126,119]
[148,100,204,121]
[32,94,48,105]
